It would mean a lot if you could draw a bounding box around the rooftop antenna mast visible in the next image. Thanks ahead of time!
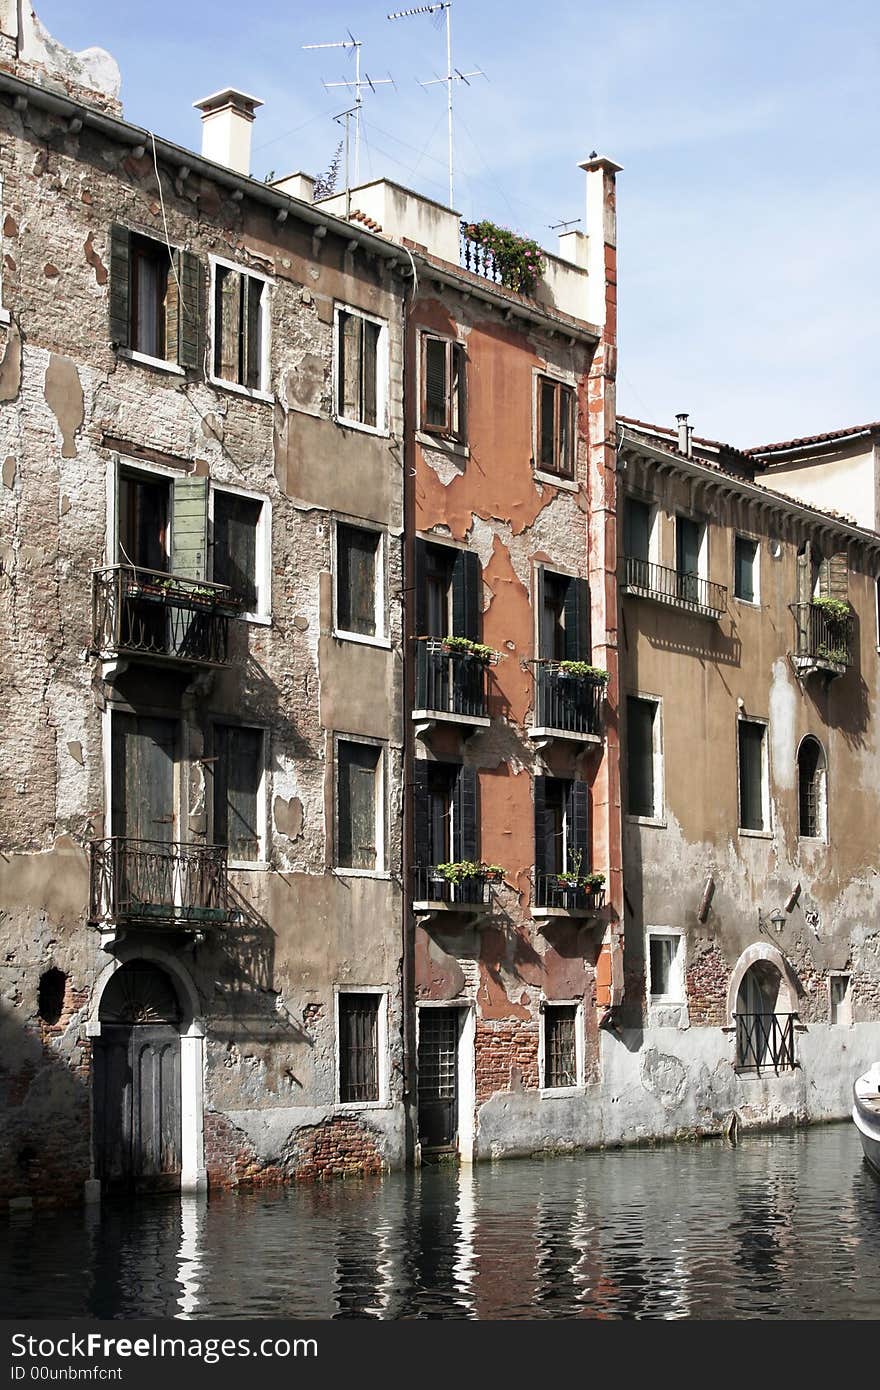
[388,2,485,208]
[303,33,393,184]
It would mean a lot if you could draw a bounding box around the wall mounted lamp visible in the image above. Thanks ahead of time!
[757,907,787,934]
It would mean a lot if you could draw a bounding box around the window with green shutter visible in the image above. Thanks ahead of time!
[109,225,203,369]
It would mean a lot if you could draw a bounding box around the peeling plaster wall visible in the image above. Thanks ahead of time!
[617,449,880,1134]
[0,88,408,1204]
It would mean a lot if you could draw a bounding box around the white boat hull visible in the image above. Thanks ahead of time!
[853,1065,880,1177]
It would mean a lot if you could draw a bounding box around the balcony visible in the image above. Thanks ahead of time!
[89,837,231,940]
[621,556,727,619]
[533,871,606,920]
[790,601,853,678]
[91,566,242,669]
[459,221,544,296]
[413,638,491,737]
[734,1012,798,1075]
[529,660,605,747]
[411,864,495,915]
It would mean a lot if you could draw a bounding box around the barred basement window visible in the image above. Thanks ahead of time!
[536,376,574,478]
[338,993,380,1102]
[797,735,826,839]
[212,261,269,391]
[544,1005,578,1089]
[421,334,466,441]
[335,306,386,430]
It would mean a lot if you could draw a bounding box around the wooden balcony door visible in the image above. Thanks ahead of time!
[110,715,178,914]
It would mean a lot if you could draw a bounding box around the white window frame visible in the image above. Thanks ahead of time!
[417,330,468,454]
[532,366,578,491]
[647,927,685,1005]
[539,999,585,1094]
[737,714,772,837]
[733,532,761,606]
[106,455,177,569]
[796,734,828,843]
[625,691,665,827]
[207,254,273,402]
[333,733,387,877]
[211,720,270,871]
[334,985,391,1109]
[331,515,389,648]
[208,481,272,624]
[332,302,390,437]
[828,971,852,1027]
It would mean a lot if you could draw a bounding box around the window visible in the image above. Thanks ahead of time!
[534,776,590,877]
[338,993,381,1103]
[211,487,270,617]
[213,724,265,862]
[535,375,574,478]
[734,536,759,604]
[413,761,477,868]
[738,718,768,832]
[336,739,383,872]
[648,931,682,1001]
[543,1004,579,1089]
[116,467,170,570]
[335,305,387,431]
[335,522,384,640]
[829,974,852,1026]
[211,260,270,392]
[414,540,482,642]
[421,334,466,441]
[37,969,67,1026]
[676,514,704,603]
[109,225,203,369]
[626,696,661,819]
[537,569,590,662]
[797,735,826,840]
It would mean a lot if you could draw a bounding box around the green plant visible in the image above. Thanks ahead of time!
[441,635,499,665]
[556,661,610,683]
[817,643,848,663]
[462,219,546,295]
[553,870,605,891]
[812,596,850,621]
[435,860,505,882]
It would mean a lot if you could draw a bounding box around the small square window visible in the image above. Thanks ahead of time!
[536,376,574,478]
[543,1004,579,1089]
[734,536,759,603]
[648,933,681,1000]
[338,993,381,1102]
[336,740,383,871]
[421,334,466,441]
[335,306,387,431]
[335,523,383,639]
[212,262,269,392]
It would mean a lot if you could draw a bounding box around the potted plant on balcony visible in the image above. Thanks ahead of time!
[461,219,546,295]
[441,635,501,665]
[556,661,610,683]
[812,596,851,664]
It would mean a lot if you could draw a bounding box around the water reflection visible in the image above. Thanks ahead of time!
[3,1125,880,1320]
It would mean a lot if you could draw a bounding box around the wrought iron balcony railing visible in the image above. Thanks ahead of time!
[414,639,489,722]
[531,660,604,738]
[791,601,853,672]
[412,865,493,909]
[734,1012,798,1074]
[89,837,230,930]
[534,872,606,914]
[91,566,241,667]
[459,223,541,295]
[621,556,727,618]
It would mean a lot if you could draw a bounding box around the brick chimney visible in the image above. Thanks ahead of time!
[193,89,263,177]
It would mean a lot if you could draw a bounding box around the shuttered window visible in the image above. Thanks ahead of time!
[816,552,849,601]
[214,725,263,862]
[109,225,203,368]
[734,536,758,603]
[536,376,574,478]
[544,1005,578,1089]
[534,776,590,877]
[738,720,766,831]
[537,569,590,661]
[336,524,381,637]
[336,308,384,429]
[212,264,268,391]
[338,993,381,1102]
[627,697,658,818]
[413,761,477,868]
[421,334,466,440]
[337,741,382,870]
[212,490,263,611]
[624,498,652,563]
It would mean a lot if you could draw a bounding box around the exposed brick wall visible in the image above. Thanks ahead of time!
[205,1111,384,1188]
[292,1117,384,1181]
[686,944,728,1026]
[475,1019,539,1103]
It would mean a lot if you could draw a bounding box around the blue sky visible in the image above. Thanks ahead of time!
[39,0,880,447]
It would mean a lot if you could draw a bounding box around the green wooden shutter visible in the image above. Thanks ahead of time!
[563,577,591,661]
[565,780,590,874]
[164,254,180,365]
[363,319,379,428]
[108,224,131,347]
[178,250,204,370]
[171,476,208,580]
[452,549,481,641]
[452,765,478,863]
[244,276,262,390]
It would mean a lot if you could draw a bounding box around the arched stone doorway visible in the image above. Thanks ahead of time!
[728,944,798,1074]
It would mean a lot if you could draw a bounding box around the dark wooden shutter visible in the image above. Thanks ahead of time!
[452,549,481,640]
[109,224,131,347]
[214,726,261,861]
[171,477,208,580]
[624,498,651,563]
[566,780,590,873]
[534,775,548,877]
[363,319,379,428]
[215,267,241,381]
[452,765,478,863]
[244,276,262,390]
[423,336,448,431]
[338,311,361,420]
[164,255,179,365]
[818,552,848,601]
[413,537,428,637]
[111,713,176,843]
[412,760,430,868]
[563,577,591,661]
[626,697,655,818]
[178,250,204,370]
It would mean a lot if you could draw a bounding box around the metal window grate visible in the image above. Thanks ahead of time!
[339,994,380,1102]
[545,1006,577,1088]
[418,1010,458,1100]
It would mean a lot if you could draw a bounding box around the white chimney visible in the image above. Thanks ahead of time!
[193,88,263,176]
[579,153,623,328]
[676,412,692,457]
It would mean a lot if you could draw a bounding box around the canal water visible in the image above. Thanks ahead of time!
[3,1122,880,1319]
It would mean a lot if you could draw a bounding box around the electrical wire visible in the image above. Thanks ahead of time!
[149,130,188,319]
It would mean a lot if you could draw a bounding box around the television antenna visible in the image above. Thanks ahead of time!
[549,217,581,232]
[388,3,486,208]
[303,33,394,185]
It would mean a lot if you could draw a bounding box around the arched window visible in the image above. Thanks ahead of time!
[735,961,797,1073]
[797,735,826,839]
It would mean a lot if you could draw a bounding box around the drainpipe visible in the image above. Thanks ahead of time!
[400,260,418,1166]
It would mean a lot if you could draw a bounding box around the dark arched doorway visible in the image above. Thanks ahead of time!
[734,960,797,1074]
[93,960,183,1192]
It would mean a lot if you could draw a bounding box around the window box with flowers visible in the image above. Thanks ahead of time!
[460,220,547,296]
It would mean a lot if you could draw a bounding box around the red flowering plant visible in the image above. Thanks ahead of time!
[461,219,546,295]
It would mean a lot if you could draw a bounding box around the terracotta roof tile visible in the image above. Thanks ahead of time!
[745,422,880,455]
